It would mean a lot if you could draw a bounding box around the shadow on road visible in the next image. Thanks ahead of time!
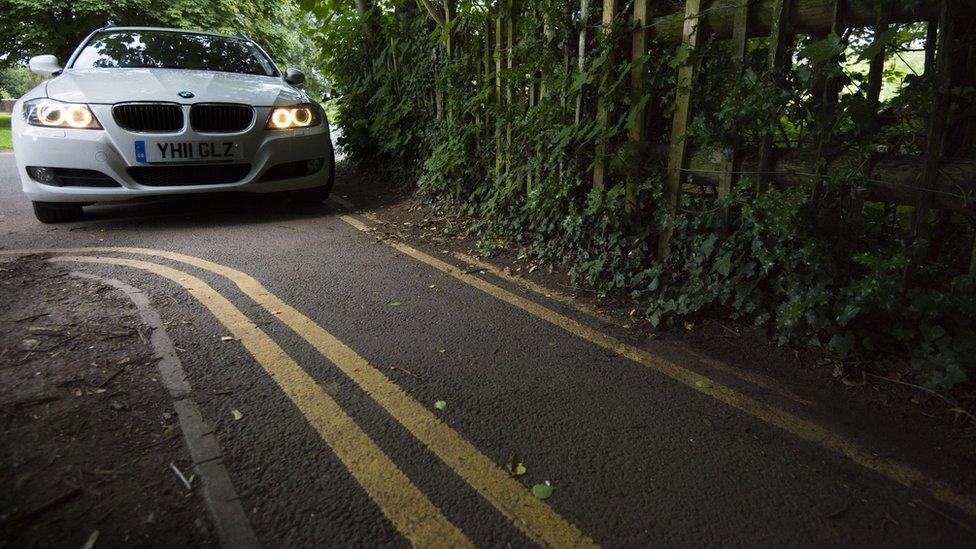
[73,192,337,230]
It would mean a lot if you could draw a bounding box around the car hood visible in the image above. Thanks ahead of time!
[46,68,304,106]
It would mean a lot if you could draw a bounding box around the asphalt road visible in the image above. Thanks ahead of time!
[1,151,974,547]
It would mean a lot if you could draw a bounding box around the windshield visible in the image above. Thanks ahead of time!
[71,30,278,77]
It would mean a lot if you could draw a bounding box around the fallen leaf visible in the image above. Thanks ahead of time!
[389,301,402,307]
[220,336,235,342]
[436,347,446,354]
[684,322,695,331]
[532,482,553,500]
[232,409,244,420]
[434,400,447,411]
[694,380,712,389]
[505,451,526,476]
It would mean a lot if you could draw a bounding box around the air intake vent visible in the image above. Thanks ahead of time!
[113,103,183,132]
[128,164,252,186]
[190,104,254,133]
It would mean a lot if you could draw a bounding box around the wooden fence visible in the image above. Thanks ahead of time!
[399,0,975,271]
[619,0,975,261]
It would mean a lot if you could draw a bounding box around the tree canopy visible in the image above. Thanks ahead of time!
[0,0,325,96]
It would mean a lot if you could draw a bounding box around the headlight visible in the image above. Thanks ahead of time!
[25,98,102,130]
[267,103,321,130]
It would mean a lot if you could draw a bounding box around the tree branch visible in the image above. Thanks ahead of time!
[418,0,446,26]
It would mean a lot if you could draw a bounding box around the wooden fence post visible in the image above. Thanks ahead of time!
[718,0,750,231]
[592,0,620,190]
[914,0,954,239]
[505,1,520,181]
[756,0,793,191]
[814,0,844,174]
[495,7,505,179]
[657,0,703,261]
[626,0,650,214]
[575,0,592,125]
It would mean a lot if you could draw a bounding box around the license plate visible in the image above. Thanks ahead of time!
[135,140,243,163]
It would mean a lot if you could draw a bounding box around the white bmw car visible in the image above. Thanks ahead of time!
[12,26,335,223]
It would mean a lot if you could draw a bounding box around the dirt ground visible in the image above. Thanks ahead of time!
[0,255,214,549]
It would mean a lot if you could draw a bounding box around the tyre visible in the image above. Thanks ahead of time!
[32,202,85,224]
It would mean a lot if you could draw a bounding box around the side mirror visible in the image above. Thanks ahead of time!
[29,55,62,78]
[284,68,306,86]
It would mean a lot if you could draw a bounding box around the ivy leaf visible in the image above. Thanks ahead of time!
[836,305,861,327]
[799,35,844,64]
[531,482,553,500]
[855,28,899,62]
[714,254,732,277]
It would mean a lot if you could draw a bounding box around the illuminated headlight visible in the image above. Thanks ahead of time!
[267,103,321,130]
[25,98,101,129]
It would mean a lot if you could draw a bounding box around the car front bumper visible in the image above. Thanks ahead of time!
[11,104,333,203]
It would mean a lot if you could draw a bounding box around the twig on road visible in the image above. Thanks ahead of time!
[15,312,50,323]
[170,462,193,491]
[22,487,83,521]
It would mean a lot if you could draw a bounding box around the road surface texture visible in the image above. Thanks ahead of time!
[1,151,975,547]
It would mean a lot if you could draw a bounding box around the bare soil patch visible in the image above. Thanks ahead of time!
[0,255,214,548]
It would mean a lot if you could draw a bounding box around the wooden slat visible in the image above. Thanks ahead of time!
[914,0,955,236]
[717,0,750,230]
[756,0,793,191]
[575,0,591,125]
[814,0,844,172]
[592,0,620,190]
[627,0,651,213]
[865,3,888,108]
[657,0,703,260]
[495,10,504,177]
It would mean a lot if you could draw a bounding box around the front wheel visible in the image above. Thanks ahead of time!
[32,202,84,224]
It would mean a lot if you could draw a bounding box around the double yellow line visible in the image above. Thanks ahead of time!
[6,208,976,540]
[2,248,595,547]
[334,215,976,521]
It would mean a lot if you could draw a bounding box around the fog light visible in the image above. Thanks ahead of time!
[26,166,60,185]
[306,158,323,174]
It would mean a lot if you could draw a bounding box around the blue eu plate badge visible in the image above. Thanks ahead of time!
[134,141,147,163]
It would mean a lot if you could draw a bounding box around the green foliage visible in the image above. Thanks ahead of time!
[311,2,973,388]
[0,66,42,99]
[0,113,12,150]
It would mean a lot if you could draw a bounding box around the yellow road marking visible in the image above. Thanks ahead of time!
[335,214,976,520]
[1,248,595,547]
[449,250,813,406]
[49,255,471,548]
